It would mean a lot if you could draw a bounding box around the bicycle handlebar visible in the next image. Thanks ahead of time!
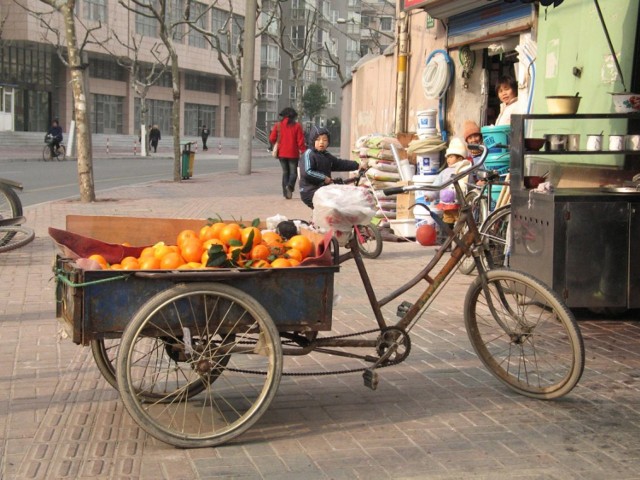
[383,144,488,196]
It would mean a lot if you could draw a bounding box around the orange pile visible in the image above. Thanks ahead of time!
[87,221,315,271]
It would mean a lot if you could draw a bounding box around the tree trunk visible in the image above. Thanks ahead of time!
[171,53,181,181]
[62,2,95,202]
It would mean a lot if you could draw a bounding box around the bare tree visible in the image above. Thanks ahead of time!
[263,2,323,116]
[19,0,99,202]
[118,0,186,181]
[186,0,276,101]
[102,32,169,156]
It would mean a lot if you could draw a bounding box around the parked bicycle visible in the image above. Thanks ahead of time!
[43,134,67,161]
[459,169,511,275]
[0,178,35,251]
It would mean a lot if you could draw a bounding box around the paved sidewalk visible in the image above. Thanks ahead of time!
[1,161,640,479]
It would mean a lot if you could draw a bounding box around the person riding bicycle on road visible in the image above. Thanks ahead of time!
[46,119,63,157]
[299,126,366,209]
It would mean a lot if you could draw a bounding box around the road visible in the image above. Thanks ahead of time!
[2,153,274,207]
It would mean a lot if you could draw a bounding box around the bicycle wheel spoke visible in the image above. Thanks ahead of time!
[465,270,584,399]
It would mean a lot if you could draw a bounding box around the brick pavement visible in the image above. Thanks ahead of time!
[1,153,640,479]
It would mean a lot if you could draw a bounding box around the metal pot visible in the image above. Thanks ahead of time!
[544,134,568,152]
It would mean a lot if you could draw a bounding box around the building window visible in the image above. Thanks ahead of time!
[135,98,172,135]
[90,58,125,81]
[136,11,157,37]
[83,0,107,22]
[261,78,281,100]
[325,90,336,106]
[184,103,216,136]
[380,17,393,32]
[93,94,124,134]
[185,73,218,92]
[212,8,230,52]
[291,25,305,49]
[261,44,280,69]
[188,2,208,49]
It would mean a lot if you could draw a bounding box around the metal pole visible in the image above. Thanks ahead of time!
[394,12,409,135]
[238,0,256,175]
[593,0,627,92]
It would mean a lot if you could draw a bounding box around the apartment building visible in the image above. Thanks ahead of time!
[257,0,395,142]
[0,0,259,137]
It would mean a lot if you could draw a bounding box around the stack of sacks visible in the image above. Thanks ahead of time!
[353,134,404,226]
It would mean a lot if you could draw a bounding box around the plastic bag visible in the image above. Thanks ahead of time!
[313,184,376,233]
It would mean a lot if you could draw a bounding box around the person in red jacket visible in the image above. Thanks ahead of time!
[269,107,306,199]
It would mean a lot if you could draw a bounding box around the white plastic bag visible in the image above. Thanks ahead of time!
[313,185,377,233]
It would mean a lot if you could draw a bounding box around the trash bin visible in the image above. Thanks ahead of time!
[180,142,195,179]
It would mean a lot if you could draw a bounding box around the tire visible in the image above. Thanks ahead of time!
[479,205,511,269]
[464,269,584,399]
[56,144,67,161]
[92,336,211,400]
[116,283,283,448]
[356,224,383,259]
[43,145,53,162]
[0,183,23,222]
[0,226,35,252]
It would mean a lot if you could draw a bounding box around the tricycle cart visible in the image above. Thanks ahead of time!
[53,147,586,449]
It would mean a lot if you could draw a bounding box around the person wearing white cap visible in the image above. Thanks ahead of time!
[425,137,472,234]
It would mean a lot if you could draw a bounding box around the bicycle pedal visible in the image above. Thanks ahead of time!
[396,301,412,317]
[363,368,379,390]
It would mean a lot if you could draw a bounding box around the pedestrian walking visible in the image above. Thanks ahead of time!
[201,125,209,151]
[149,124,161,153]
[269,108,306,199]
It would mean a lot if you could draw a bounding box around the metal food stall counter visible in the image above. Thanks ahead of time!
[510,187,640,309]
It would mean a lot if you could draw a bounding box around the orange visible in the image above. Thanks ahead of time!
[262,231,283,246]
[139,256,161,270]
[250,244,270,261]
[288,258,301,267]
[286,235,313,259]
[154,244,173,260]
[160,252,185,269]
[139,246,155,258]
[251,259,271,268]
[285,248,303,262]
[121,256,140,269]
[180,238,204,263]
[199,225,220,242]
[110,263,123,270]
[219,223,242,246]
[268,242,286,257]
[241,227,262,248]
[209,222,225,240]
[88,254,108,269]
[270,258,292,268]
[203,238,227,252]
[177,229,198,247]
[121,257,140,270]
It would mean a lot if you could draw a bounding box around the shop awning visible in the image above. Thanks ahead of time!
[401,0,564,17]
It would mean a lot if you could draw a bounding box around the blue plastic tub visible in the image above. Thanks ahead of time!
[481,125,510,153]
[484,153,510,206]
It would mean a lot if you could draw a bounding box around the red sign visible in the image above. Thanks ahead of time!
[401,0,431,11]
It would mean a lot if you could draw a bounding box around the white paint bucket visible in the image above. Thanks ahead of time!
[417,109,438,132]
[416,154,440,175]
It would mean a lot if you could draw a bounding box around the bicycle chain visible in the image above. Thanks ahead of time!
[227,327,402,377]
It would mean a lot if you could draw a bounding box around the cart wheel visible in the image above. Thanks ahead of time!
[91,338,119,391]
[91,337,212,400]
[116,283,283,448]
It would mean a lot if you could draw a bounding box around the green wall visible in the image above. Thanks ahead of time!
[530,0,638,165]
